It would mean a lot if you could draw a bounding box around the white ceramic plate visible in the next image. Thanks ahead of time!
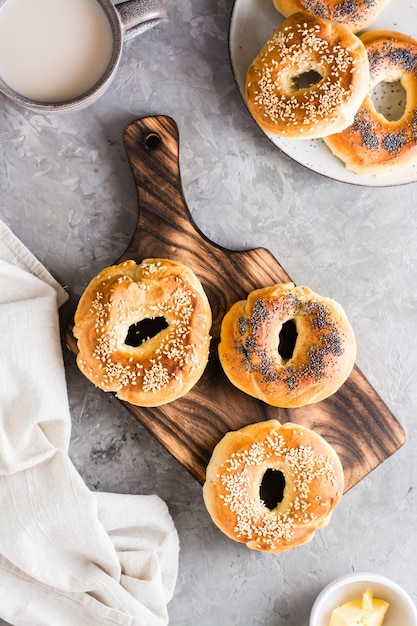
[229,0,417,186]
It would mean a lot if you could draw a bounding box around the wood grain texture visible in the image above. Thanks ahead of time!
[67,115,405,489]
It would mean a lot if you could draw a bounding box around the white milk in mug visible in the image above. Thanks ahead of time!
[0,0,114,103]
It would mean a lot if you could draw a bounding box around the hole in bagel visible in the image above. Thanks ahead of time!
[260,469,286,510]
[295,69,322,90]
[278,319,298,361]
[371,80,406,121]
[125,316,168,347]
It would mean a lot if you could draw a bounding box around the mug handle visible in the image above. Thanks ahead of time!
[116,0,167,41]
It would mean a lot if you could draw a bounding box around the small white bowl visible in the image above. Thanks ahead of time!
[310,572,417,626]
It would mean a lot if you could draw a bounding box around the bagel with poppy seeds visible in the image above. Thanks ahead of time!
[73,258,212,407]
[245,12,370,139]
[203,419,344,553]
[324,30,417,175]
[272,0,391,34]
[218,282,356,408]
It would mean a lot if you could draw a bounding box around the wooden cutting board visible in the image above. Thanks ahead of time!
[66,115,405,491]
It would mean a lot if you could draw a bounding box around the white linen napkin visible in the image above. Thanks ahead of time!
[0,220,179,626]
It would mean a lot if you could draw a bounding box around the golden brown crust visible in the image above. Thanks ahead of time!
[324,30,417,175]
[245,12,370,139]
[272,0,391,34]
[73,258,212,407]
[218,282,356,408]
[203,419,344,553]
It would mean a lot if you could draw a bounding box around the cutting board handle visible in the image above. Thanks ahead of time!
[120,115,209,262]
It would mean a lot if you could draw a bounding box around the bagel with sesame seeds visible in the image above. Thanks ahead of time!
[245,11,370,139]
[72,258,212,407]
[203,419,344,553]
[323,30,417,175]
[272,0,391,34]
[218,282,356,408]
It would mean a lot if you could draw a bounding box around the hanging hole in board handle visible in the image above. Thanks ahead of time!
[144,132,162,150]
[117,0,168,42]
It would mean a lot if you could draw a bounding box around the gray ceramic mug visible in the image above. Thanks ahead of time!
[0,0,167,112]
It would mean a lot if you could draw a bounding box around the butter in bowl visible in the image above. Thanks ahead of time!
[309,573,417,626]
